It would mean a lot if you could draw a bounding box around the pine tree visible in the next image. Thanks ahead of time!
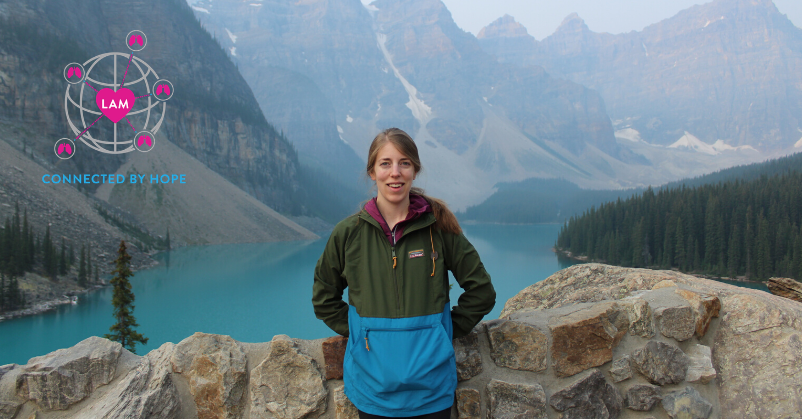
[78,245,87,288]
[94,261,100,284]
[59,239,67,275]
[104,240,148,354]
[165,228,170,250]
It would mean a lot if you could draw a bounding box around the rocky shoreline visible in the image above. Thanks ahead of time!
[0,284,106,322]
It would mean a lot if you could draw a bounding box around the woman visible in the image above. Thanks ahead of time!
[312,128,495,418]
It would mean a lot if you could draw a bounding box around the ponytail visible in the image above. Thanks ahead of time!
[411,188,461,235]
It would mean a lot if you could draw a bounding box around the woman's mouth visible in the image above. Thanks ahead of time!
[388,183,404,190]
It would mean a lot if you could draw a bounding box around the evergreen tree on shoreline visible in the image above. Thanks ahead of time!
[104,240,148,353]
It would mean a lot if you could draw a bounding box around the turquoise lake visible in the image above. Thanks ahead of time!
[0,224,767,365]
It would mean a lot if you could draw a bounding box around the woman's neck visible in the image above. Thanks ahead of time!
[375,196,410,230]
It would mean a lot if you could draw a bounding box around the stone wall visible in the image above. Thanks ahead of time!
[1,264,800,419]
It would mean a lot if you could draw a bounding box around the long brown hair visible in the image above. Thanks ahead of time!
[367,128,462,234]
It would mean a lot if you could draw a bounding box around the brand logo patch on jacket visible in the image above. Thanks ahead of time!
[408,249,425,258]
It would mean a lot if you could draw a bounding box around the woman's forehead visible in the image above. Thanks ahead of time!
[376,142,410,159]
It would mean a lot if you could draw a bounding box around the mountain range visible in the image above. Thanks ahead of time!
[188,0,791,210]
[479,0,802,151]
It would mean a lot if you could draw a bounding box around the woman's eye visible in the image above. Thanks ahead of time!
[401,161,411,166]
[380,162,390,167]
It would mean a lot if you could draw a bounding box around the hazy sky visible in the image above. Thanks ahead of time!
[436,0,802,40]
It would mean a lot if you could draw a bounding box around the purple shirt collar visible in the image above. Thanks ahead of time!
[365,194,431,245]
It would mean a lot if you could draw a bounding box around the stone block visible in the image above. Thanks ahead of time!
[322,335,347,380]
[621,297,654,338]
[661,386,713,419]
[171,332,248,419]
[486,379,547,419]
[685,344,716,384]
[625,384,661,411]
[486,320,547,373]
[632,341,689,385]
[549,369,623,419]
[609,355,632,383]
[250,335,327,419]
[454,327,482,381]
[17,336,121,410]
[73,343,181,419]
[455,388,480,419]
[333,385,358,419]
[767,277,802,303]
[675,289,721,337]
[550,302,629,377]
[654,305,696,341]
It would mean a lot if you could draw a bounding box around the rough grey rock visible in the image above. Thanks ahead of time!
[767,277,802,303]
[661,386,713,419]
[675,288,721,337]
[712,293,802,419]
[171,332,248,419]
[609,356,632,383]
[486,379,547,419]
[625,384,661,411]
[75,343,181,419]
[548,369,623,419]
[333,385,358,419]
[0,365,14,382]
[632,341,689,385]
[654,305,696,341]
[685,344,716,384]
[249,335,327,419]
[454,326,483,381]
[621,297,654,338]
[0,365,23,419]
[16,336,121,410]
[455,387,480,419]
[486,320,547,372]
[549,302,629,377]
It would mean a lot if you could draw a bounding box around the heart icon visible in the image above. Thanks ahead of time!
[95,88,136,123]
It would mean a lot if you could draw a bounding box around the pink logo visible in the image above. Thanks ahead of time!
[129,35,144,46]
[57,143,72,155]
[137,135,152,147]
[95,88,136,123]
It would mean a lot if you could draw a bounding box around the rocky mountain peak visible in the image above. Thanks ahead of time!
[556,12,589,33]
[477,14,530,39]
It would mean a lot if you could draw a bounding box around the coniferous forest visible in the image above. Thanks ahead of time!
[0,204,89,313]
[556,165,802,281]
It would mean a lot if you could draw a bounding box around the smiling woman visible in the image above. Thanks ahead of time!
[312,128,496,418]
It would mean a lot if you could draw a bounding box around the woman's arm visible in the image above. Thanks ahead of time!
[444,232,496,339]
[312,222,351,337]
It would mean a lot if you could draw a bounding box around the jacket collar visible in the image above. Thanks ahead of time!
[360,195,435,243]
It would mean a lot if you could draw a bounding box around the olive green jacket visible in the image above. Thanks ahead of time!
[312,210,495,339]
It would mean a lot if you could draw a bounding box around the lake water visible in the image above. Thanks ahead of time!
[0,224,767,365]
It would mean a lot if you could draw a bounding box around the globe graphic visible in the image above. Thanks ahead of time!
[63,51,168,155]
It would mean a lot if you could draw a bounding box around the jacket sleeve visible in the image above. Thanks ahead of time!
[312,221,350,337]
[444,231,495,339]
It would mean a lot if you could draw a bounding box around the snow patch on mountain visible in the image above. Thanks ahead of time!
[795,137,802,148]
[615,128,645,143]
[229,47,236,56]
[376,33,432,126]
[711,140,757,153]
[225,28,237,44]
[669,132,718,155]
[346,115,353,123]
[191,5,210,14]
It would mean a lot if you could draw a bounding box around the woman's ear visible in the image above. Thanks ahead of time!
[369,169,376,181]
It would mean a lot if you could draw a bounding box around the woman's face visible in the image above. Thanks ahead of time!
[370,142,417,208]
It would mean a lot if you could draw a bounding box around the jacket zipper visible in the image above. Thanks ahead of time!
[391,224,400,316]
[364,324,437,351]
